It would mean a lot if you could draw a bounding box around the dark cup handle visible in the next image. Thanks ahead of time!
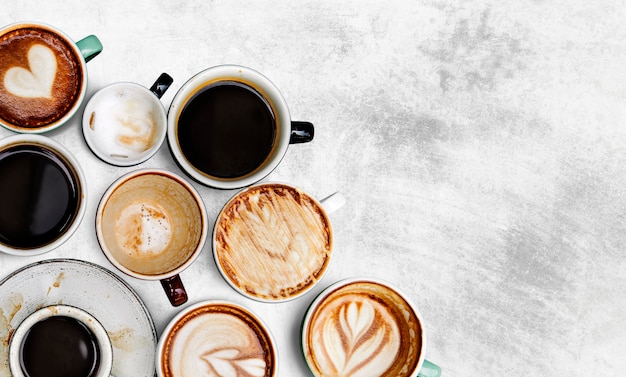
[150,73,174,99]
[290,121,314,144]
[160,274,188,307]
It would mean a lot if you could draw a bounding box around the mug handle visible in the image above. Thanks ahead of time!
[150,73,174,99]
[290,121,314,143]
[418,359,442,377]
[76,35,103,63]
[320,192,346,215]
[160,274,188,307]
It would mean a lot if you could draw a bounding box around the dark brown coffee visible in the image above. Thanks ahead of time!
[0,144,81,249]
[176,81,276,179]
[0,26,82,129]
[19,316,100,377]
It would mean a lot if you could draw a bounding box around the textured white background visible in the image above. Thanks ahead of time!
[1,1,626,376]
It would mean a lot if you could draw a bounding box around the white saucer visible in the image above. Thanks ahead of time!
[0,258,157,376]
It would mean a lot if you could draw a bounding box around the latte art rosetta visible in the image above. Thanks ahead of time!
[312,298,400,377]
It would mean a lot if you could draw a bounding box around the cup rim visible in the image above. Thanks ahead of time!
[0,21,90,134]
[8,304,113,377]
[300,277,427,377]
[82,81,167,166]
[0,134,87,256]
[212,181,334,303]
[95,168,208,281]
[156,299,278,377]
[166,64,292,189]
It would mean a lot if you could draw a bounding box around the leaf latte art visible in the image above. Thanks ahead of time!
[313,299,401,377]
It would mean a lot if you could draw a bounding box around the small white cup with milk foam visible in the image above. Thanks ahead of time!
[82,73,173,166]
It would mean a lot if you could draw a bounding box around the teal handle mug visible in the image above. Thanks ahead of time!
[0,21,103,133]
[301,278,441,377]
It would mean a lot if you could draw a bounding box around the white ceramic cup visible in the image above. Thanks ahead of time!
[8,304,113,377]
[95,168,208,307]
[82,73,173,166]
[167,65,314,189]
[0,21,102,133]
[301,277,441,377]
[213,182,345,302]
[156,300,278,377]
[0,134,87,256]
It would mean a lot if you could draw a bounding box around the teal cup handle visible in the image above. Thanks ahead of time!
[419,359,442,377]
[76,35,102,62]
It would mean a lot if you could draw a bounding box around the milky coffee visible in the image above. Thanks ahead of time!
[159,302,276,377]
[97,172,204,276]
[214,183,333,301]
[0,25,82,130]
[302,280,423,377]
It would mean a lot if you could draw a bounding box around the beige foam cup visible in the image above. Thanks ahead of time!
[96,168,208,306]
[213,182,345,302]
[156,300,277,377]
[9,304,113,377]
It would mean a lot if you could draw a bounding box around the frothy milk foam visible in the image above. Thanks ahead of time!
[87,85,159,160]
[115,202,172,257]
[4,44,56,99]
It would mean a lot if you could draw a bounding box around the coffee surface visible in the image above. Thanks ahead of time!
[0,144,80,249]
[177,81,276,179]
[305,281,422,377]
[161,304,275,377]
[214,183,332,301]
[19,316,100,377]
[0,26,82,129]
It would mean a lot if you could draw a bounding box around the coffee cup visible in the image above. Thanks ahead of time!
[213,182,345,302]
[301,278,441,377]
[82,73,173,166]
[95,168,208,306]
[0,22,103,133]
[167,65,314,189]
[0,134,87,256]
[8,304,113,377]
[157,300,277,377]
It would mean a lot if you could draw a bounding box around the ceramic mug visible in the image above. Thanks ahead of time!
[213,182,345,302]
[9,304,114,377]
[167,64,314,189]
[95,168,208,306]
[0,21,102,133]
[82,73,173,166]
[301,278,441,377]
[0,134,87,256]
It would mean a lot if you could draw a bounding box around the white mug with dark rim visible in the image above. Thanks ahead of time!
[167,65,314,189]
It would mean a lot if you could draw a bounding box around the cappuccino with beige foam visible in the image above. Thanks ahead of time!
[213,183,333,301]
[302,279,424,377]
[158,301,277,377]
[0,25,82,130]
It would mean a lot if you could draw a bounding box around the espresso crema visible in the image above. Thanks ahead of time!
[304,281,422,377]
[161,303,275,377]
[214,183,332,301]
[0,26,82,129]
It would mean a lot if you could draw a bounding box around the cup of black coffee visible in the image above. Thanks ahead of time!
[8,304,113,377]
[167,65,314,189]
[0,134,87,256]
[0,22,102,133]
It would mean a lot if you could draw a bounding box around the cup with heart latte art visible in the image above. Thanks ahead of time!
[0,22,102,133]
[301,278,441,377]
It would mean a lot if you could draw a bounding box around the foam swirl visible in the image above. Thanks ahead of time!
[311,297,401,377]
[167,312,268,377]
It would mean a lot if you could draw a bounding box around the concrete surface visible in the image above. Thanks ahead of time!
[1,1,625,375]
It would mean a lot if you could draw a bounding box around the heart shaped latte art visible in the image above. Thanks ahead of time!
[4,44,57,99]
